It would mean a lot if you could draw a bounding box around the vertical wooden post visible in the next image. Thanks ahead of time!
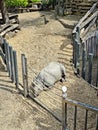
[4,42,9,73]
[72,33,76,64]
[74,39,77,68]
[9,46,13,81]
[76,42,81,75]
[54,5,58,20]
[8,45,11,77]
[21,54,28,97]
[62,86,68,130]
[88,53,93,84]
[9,46,15,82]
[76,26,80,43]
[82,43,87,79]
[96,115,98,130]
[74,39,80,74]
[96,60,98,87]
[13,51,19,89]
[3,39,7,70]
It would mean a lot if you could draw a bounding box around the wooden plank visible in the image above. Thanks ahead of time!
[0,24,11,33]
[80,10,98,29]
[81,16,97,38]
[29,93,62,122]
[0,24,19,36]
[73,2,98,34]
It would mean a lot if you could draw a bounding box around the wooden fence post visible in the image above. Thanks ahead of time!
[9,46,12,79]
[72,33,76,64]
[82,43,87,79]
[62,86,68,130]
[21,54,28,97]
[7,45,11,77]
[74,39,80,74]
[4,41,9,73]
[88,53,93,84]
[9,46,15,82]
[13,51,19,89]
[76,26,80,43]
[74,39,77,68]
[96,115,98,130]
[3,39,7,69]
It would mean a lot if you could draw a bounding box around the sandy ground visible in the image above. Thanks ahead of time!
[0,11,98,130]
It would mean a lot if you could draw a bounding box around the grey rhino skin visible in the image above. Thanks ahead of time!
[30,62,66,96]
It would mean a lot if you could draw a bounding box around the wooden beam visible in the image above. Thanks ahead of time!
[0,24,20,36]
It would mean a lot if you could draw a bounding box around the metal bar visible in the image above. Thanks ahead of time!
[73,106,77,130]
[64,98,98,114]
[13,51,19,89]
[62,101,67,130]
[84,110,88,130]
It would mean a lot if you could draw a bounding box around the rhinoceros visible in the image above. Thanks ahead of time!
[30,62,66,97]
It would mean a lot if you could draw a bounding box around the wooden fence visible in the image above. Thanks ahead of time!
[62,86,98,130]
[0,37,98,130]
[72,2,98,94]
[0,37,29,97]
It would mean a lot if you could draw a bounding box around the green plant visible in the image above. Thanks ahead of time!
[31,0,41,3]
[5,0,28,7]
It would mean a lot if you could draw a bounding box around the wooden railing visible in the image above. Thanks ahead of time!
[62,86,98,130]
[72,2,98,93]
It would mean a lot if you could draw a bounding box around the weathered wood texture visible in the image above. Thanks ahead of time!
[0,14,20,37]
[0,24,19,36]
[73,2,98,35]
[0,0,9,24]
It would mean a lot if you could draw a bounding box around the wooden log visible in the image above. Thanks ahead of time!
[0,24,20,37]
[0,24,11,33]
[0,14,19,24]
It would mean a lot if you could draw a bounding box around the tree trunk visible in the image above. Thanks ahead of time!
[0,0,9,24]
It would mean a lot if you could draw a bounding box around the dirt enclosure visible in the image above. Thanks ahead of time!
[0,11,98,130]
